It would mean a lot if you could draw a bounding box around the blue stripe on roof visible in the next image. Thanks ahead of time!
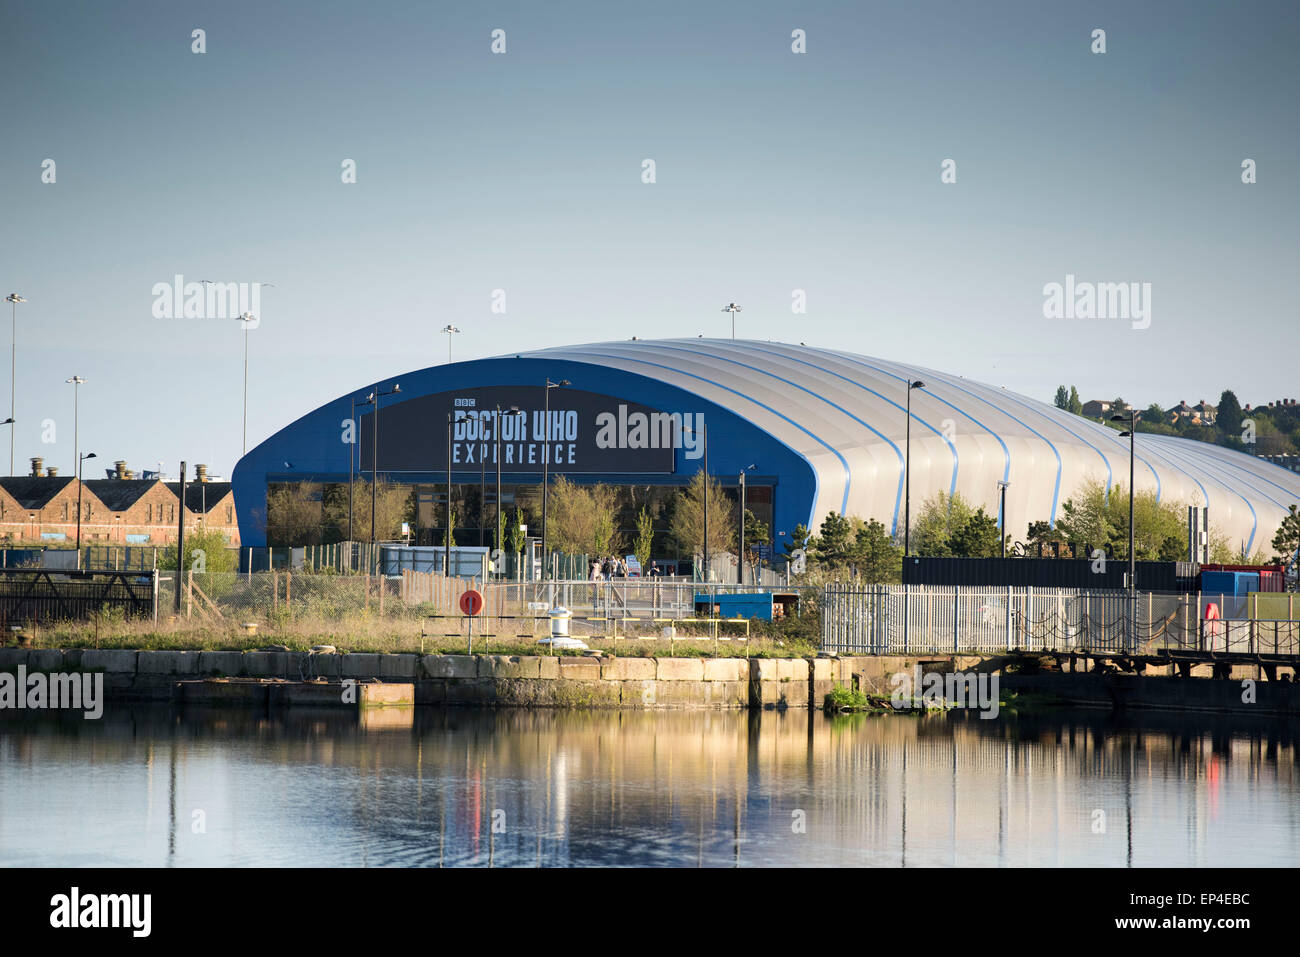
[650,343,905,527]
[567,348,855,518]
[746,343,959,510]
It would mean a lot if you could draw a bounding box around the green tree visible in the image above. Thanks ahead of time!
[633,505,655,571]
[669,471,735,559]
[546,477,622,555]
[784,523,811,561]
[1025,519,1066,556]
[742,509,770,559]
[1272,504,1300,567]
[1068,387,1083,415]
[505,506,525,554]
[320,479,412,545]
[1053,385,1069,410]
[1216,389,1243,439]
[1057,478,1189,560]
[265,482,324,546]
[852,518,903,583]
[811,511,854,566]
[159,526,238,572]
[950,507,1002,557]
[910,490,975,557]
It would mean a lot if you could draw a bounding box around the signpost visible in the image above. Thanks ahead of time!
[459,588,484,653]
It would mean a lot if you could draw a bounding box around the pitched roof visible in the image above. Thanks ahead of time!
[0,476,78,510]
[166,481,233,513]
[81,479,166,512]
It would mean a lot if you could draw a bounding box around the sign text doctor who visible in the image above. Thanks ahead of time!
[357,386,702,474]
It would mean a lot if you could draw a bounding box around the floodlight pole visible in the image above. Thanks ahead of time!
[997,480,1011,558]
[903,380,925,557]
[6,294,25,476]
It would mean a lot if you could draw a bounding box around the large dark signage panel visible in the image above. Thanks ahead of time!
[358,386,705,474]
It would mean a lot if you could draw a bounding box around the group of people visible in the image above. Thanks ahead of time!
[590,556,631,580]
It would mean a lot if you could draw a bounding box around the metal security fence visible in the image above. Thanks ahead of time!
[821,584,1300,657]
[0,569,158,625]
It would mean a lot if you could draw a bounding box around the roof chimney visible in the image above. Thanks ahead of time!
[29,456,43,477]
[114,460,126,479]
[123,469,135,480]
[46,466,59,477]
[195,464,208,483]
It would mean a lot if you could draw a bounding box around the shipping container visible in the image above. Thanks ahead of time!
[900,557,1198,591]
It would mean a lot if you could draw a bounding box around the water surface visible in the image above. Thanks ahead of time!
[2,705,1296,866]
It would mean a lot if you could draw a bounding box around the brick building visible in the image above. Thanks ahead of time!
[0,458,239,546]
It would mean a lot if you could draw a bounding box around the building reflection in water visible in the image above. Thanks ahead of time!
[1,704,1297,867]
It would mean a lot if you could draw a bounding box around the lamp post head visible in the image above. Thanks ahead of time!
[0,418,12,426]
[910,379,925,390]
[6,294,26,304]
[997,480,1011,490]
[441,324,460,334]
[66,375,85,385]
[81,452,96,461]
[1119,430,1133,438]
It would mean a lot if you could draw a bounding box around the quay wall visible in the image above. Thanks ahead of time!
[0,648,1296,713]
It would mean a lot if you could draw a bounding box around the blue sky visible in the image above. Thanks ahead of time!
[2,0,1297,477]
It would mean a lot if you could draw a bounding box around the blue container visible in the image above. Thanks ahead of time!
[1201,570,1259,596]
[696,592,774,620]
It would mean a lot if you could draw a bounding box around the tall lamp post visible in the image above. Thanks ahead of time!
[76,452,97,568]
[541,378,570,579]
[441,324,460,364]
[1111,411,1137,587]
[1112,410,1137,652]
[348,395,357,545]
[65,376,85,475]
[366,382,401,574]
[903,379,925,557]
[738,464,755,586]
[235,313,257,456]
[6,293,25,476]
[721,302,742,340]
[445,412,453,576]
[997,480,1011,558]
[494,403,519,558]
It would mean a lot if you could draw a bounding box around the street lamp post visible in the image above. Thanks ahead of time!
[445,411,453,577]
[494,404,518,559]
[541,378,570,579]
[441,324,460,364]
[997,480,1011,558]
[76,452,97,568]
[6,294,25,476]
[721,302,742,340]
[903,379,925,557]
[348,396,356,545]
[738,464,755,586]
[65,376,85,476]
[1112,411,1137,652]
[1111,412,1137,587]
[366,383,401,574]
[236,313,256,456]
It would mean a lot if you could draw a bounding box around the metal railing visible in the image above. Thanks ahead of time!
[821,584,1300,657]
[0,569,158,625]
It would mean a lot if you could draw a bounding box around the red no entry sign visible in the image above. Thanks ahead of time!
[459,589,484,616]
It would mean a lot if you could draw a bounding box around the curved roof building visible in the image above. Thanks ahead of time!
[232,339,1300,556]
